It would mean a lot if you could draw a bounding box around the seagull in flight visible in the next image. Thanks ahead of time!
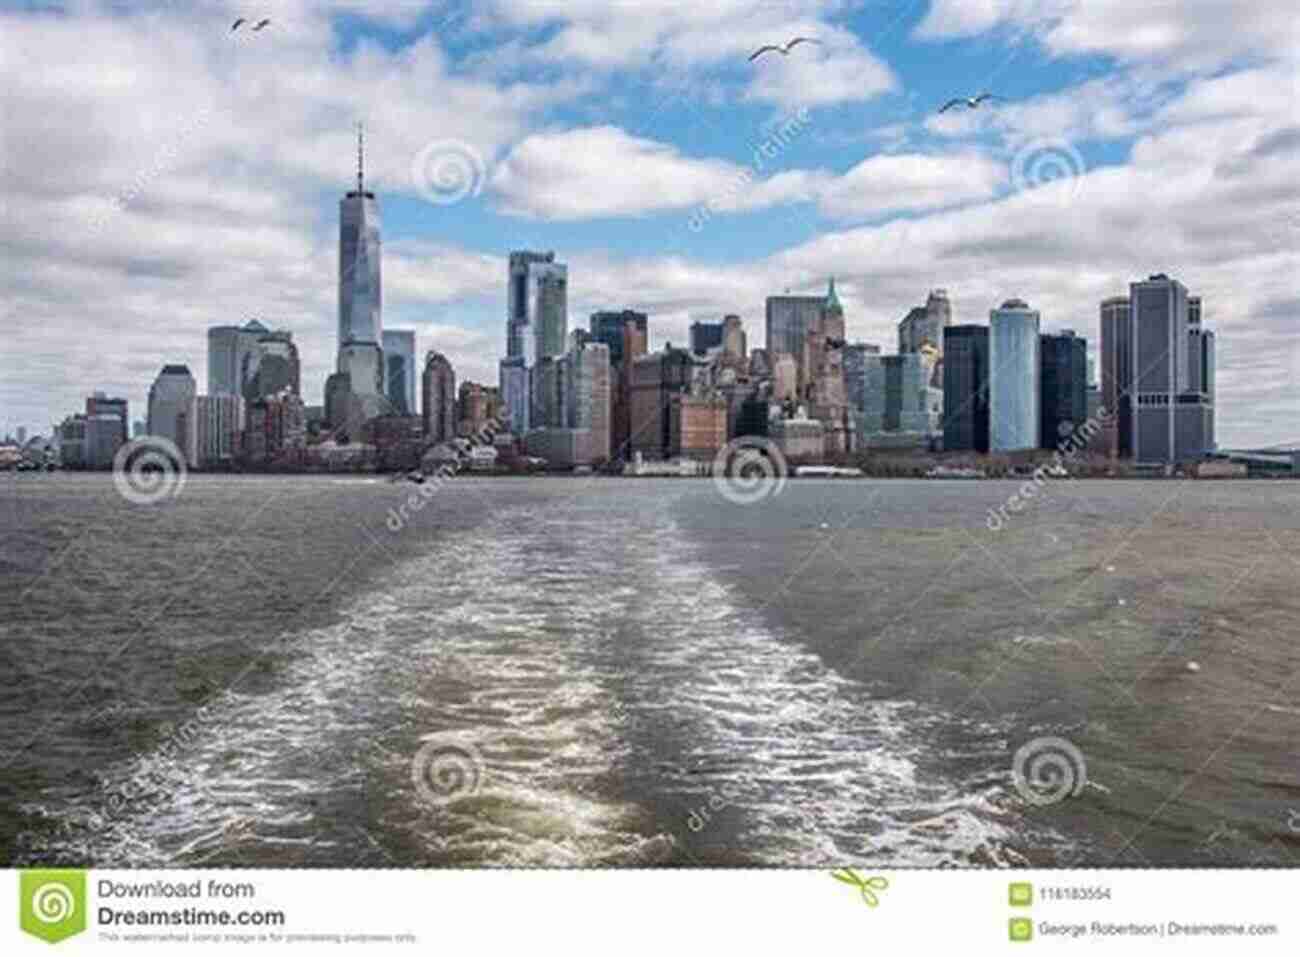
[231,18,245,31]
[938,92,1002,113]
[749,37,821,62]
[252,18,271,30]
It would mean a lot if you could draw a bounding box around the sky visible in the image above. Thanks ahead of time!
[1,0,1297,447]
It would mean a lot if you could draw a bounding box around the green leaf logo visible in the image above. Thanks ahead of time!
[20,870,87,944]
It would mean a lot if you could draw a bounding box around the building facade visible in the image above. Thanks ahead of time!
[382,329,417,416]
[187,393,245,467]
[859,353,941,440]
[1099,295,1133,458]
[421,350,456,443]
[989,299,1041,452]
[589,309,648,461]
[1129,274,1207,464]
[338,130,384,412]
[502,250,568,435]
[1040,331,1088,448]
[147,364,197,450]
[942,325,990,453]
[898,289,953,355]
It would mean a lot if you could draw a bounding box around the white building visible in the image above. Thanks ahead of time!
[147,364,197,450]
[187,394,245,467]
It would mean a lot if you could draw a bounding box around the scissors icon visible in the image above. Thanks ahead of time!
[830,868,889,907]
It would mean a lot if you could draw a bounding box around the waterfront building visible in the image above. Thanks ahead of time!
[942,325,990,453]
[84,414,126,468]
[383,329,417,416]
[245,328,300,401]
[324,371,353,434]
[770,414,824,461]
[147,364,197,450]
[208,320,268,397]
[898,289,953,356]
[187,393,244,467]
[589,309,648,461]
[1099,296,1132,458]
[421,350,456,443]
[1040,330,1088,448]
[86,392,129,444]
[503,250,568,434]
[989,299,1041,452]
[566,340,611,465]
[843,342,883,416]
[245,389,306,465]
[629,346,725,460]
[1129,274,1211,464]
[457,382,502,438]
[859,353,941,442]
[803,279,852,456]
[338,126,384,411]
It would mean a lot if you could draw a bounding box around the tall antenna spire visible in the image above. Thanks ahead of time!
[356,121,364,194]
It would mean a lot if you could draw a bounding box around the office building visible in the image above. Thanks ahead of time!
[383,330,417,416]
[843,342,883,415]
[457,382,502,438]
[566,340,611,465]
[502,250,568,434]
[245,328,300,401]
[1099,296,1132,458]
[629,347,725,460]
[209,319,269,397]
[421,350,456,443]
[989,299,1041,452]
[86,392,129,443]
[1040,331,1088,448]
[690,320,724,356]
[245,390,306,465]
[187,393,244,467]
[1129,274,1206,464]
[898,289,953,355]
[942,325,990,453]
[589,309,648,461]
[859,353,941,440]
[338,126,384,411]
[147,364,197,450]
[765,293,824,360]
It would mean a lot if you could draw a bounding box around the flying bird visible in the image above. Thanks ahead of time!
[253,18,271,30]
[231,18,245,31]
[938,92,1002,113]
[748,37,821,62]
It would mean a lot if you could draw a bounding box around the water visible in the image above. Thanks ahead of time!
[2,474,1298,868]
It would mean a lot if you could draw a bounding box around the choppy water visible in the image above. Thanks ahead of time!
[2,474,1298,867]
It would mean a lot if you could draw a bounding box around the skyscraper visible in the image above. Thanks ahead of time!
[208,319,269,397]
[421,351,456,443]
[1130,274,1192,464]
[383,329,417,416]
[898,289,953,355]
[989,299,1041,452]
[86,392,129,444]
[690,320,724,355]
[843,342,883,417]
[502,250,567,434]
[567,340,611,465]
[765,293,823,359]
[338,125,384,413]
[589,309,648,460]
[245,328,300,401]
[147,364,197,450]
[1040,331,1088,448]
[187,393,244,467]
[943,325,990,453]
[1099,296,1132,458]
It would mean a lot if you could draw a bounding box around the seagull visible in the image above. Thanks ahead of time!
[938,92,1002,113]
[749,37,822,62]
[253,18,271,30]
[231,18,245,31]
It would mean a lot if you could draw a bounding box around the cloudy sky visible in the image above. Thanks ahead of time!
[2,0,1297,447]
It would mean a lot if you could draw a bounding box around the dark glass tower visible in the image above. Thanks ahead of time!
[1040,331,1088,448]
[942,325,990,453]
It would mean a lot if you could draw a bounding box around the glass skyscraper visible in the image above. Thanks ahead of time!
[338,127,383,410]
[989,299,1041,452]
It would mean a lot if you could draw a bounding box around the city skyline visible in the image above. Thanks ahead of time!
[1,2,1296,447]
